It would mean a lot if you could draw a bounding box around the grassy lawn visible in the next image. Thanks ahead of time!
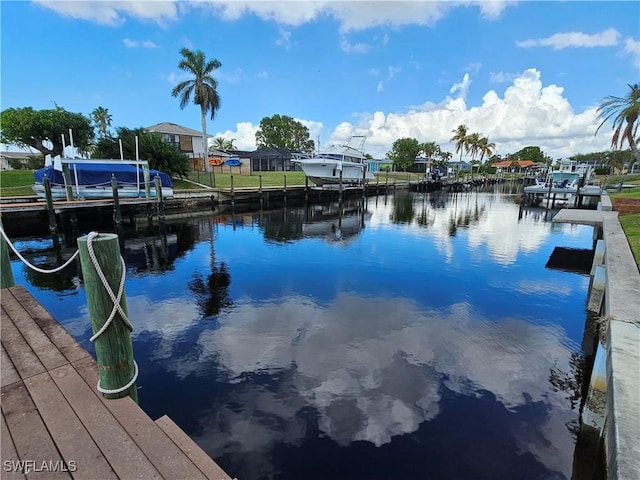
[0,170,37,196]
[619,213,640,270]
[184,171,419,189]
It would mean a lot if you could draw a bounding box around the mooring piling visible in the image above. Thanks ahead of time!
[1,220,15,288]
[154,175,165,221]
[77,233,138,403]
[43,176,58,233]
[111,175,122,226]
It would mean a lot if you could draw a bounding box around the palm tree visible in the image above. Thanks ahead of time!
[172,47,222,173]
[421,141,440,174]
[91,107,112,138]
[450,124,469,170]
[596,83,640,173]
[477,136,495,163]
[212,136,235,151]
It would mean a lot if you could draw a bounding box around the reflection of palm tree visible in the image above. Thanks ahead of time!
[596,83,640,172]
[390,193,415,224]
[188,265,232,317]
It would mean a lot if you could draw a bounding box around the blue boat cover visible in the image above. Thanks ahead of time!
[225,158,241,166]
[34,163,173,188]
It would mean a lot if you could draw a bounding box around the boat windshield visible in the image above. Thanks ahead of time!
[316,153,365,163]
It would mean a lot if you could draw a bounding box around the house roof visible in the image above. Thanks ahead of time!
[146,122,212,138]
[0,151,42,159]
[250,147,295,159]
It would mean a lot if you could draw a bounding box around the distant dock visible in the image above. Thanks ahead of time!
[1,285,233,480]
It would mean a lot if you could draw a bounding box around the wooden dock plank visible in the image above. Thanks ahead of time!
[72,356,209,480]
[155,416,233,480]
[48,363,162,480]
[1,289,68,370]
[24,371,118,480]
[1,344,21,387]
[0,306,46,380]
[1,412,26,480]
[1,382,71,479]
[9,287,90,364]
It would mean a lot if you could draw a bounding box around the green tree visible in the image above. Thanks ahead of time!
[0,106,93,157]
[512,145,547,163]
[596,83,640,172]
[421,141,440,173]
[450,124,469,162]
[387,137,421,171]
[91,106,113,138]
[211,137,235,150]
[477,136,495,163]
[171,47,222,173]
[93,127,189,178]
[255,114,315,153]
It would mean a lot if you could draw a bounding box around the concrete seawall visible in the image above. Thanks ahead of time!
[553,197,639,480]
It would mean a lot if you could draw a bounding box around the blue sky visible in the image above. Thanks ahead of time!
[1,1,639,159]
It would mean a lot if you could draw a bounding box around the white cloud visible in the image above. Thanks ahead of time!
[517,28,621,49]
[326,68,612,159]
[377,80,384,93]
[167,71,190,85]
[623,37,640,68]
[449,72,471,98]
[36,1,512,30]
[340,37,370,54]
[34,0,178,26]
[122,38,157,48]
[465,62,482,73]
[275,28,292,49]
[369,68,380,76]
[490,71,517,83]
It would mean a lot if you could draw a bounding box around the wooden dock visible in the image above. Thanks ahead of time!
[1,285,233,480]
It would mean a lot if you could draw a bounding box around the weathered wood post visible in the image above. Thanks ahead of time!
[0,218,15,288]
[111,175,122,226]
[62,163,74,201]
[283,174,287,204]
[143,163,151,199]
[305,176,309,203]
[77,233,138,402]
[154,175,165,221]
[339,169,343,203]
[43,176,58,233]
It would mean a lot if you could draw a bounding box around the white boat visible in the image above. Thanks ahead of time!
[292,136,375,187]
[33,157,174,200]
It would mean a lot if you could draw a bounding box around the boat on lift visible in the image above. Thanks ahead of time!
[292,136,375,187]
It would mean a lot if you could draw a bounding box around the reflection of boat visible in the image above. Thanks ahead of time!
[292,136,375,187]
[225,158,242,167]
[302,203,371,243]
[33,158,174,200]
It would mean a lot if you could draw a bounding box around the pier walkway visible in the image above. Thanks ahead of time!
[1,285,232,480]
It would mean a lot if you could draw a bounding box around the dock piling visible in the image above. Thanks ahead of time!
[1,219,15,288]
[77,233,138,402]
[43,176,58,233]
[111,176,122,226]
[154,176,165,220]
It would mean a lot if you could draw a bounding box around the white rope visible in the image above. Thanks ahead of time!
[0,227,80,273]
[97,359,139,395]
[85,231,137,395]
[86,231,134,338]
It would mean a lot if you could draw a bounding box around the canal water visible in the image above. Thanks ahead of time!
[7,190,595,480]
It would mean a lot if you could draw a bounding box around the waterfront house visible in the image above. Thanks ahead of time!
[146,122,212,170]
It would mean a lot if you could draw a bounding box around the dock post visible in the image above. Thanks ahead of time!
[43,177,58,233]
[143,164,151,199]
[231,175,235,206]
[62,163,74,201]
[154,176,165,221]
[111,175,122,226]
[0,218,15,288]
[77,233,138,403]
[339,170,343,203]
[305,176,309,202]
[362,167,367,198]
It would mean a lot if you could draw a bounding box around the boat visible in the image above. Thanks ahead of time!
[292,136,375,187]
[523,161,602,206]
[33,157,174,200]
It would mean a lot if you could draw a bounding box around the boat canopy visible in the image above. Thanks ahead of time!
[225,158,242,166]
[34,163,173,188]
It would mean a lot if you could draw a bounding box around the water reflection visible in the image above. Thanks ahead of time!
[8,190,595,480]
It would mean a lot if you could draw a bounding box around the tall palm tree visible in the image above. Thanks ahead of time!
[91,106,112,138]
[421,141,440,174]
[212,136,235,151]
[596,83,640,173]
[451,124,469,163]
[477,136,495,163]
[172,47,222,173]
